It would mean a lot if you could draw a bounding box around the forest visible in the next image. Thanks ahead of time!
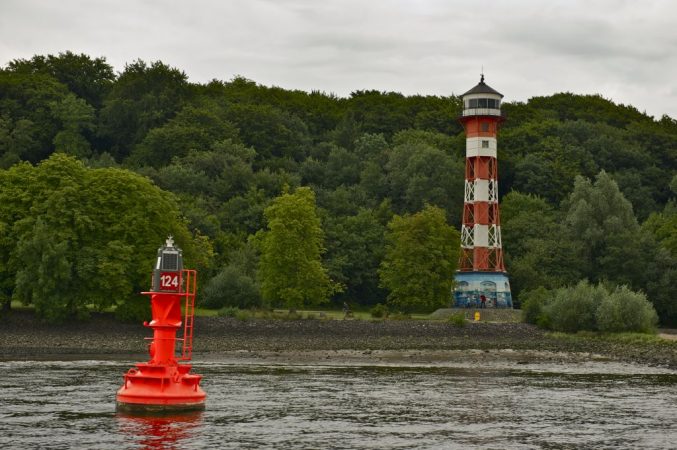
[0,52,675,324]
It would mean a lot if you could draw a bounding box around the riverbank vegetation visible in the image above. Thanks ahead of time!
[522,282,659,333]
[0,52,675,325]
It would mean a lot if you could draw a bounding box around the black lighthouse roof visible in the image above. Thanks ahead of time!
[462,75,503,98]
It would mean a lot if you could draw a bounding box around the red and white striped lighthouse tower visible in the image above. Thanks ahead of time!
[454,75,512,308]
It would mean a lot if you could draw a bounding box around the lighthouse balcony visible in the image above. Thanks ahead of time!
[462,107,503,117]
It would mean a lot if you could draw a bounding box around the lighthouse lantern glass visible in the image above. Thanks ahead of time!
[152,238,184,292]
[161,251,179,270]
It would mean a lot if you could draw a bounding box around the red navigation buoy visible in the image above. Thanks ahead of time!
[116,237,206,412]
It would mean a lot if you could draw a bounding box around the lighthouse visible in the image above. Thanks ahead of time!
[116,237,206,412]
[453,75,513,308]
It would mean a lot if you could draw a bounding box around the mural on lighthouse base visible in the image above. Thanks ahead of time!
[453,75,513,309]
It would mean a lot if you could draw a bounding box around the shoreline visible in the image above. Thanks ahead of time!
[1,311,676,369]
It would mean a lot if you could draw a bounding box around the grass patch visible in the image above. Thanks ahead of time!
[448,312,466,327]
[548,331,676,347]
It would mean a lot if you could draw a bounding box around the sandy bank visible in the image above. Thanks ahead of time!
[1,311,675,369]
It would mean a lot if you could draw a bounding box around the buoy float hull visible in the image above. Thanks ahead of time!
[116,362,206,413]
[115,400,205,414]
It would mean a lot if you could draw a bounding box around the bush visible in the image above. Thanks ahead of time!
[203,265,262,309]
[520,287,551,325]
[596,286,658,333]
[370,303,389,318]
[448,312,466,327]
[235,309,251,321]
[543,281,606,332]
[115,298,151,323]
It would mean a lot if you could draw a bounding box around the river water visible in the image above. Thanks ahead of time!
[1,357,676,449]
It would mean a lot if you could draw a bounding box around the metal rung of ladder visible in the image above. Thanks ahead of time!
[179,269,197,361]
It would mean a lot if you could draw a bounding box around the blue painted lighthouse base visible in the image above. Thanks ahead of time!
[453,272,513,309]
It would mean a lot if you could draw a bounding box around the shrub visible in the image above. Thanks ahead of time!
[218,306,240,318]
[448,312,466,327]
[520,287,551,325]
[543,281,606,332]
[234,309,251,321]
[203,265,262,309]
[370,303,389,318]
[596,286,658,333]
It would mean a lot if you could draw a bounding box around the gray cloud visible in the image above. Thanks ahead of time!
[1,0,676,117]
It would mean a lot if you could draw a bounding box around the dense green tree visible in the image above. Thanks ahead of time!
[385,141,464,224]
[2,52,677,319]
[500,191,582,299]
[563,171,640,280]
[0,114,38,167]
[51,93,95,157]
[562,171,677,323]
[642,175,677,257]
[7,51,114,108]
[324,208,387,305]
[0,154,204,322]
[258,187,339,310]
[0,70,71,162]
[98,60,191,160]
[379,205,459,313]
[130,103,239,167]
[225,103,310,163]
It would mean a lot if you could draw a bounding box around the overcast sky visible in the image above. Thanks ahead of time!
[1,0,676,118]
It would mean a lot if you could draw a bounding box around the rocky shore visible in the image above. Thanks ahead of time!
[1,311,676,369]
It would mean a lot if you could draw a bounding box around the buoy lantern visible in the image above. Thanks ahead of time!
[116,236,206,412]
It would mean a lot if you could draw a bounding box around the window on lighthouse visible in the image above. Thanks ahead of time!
[482,140,489,148]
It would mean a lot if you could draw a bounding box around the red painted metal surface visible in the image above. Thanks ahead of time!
[116,269,206,412]
[458,114,506,272]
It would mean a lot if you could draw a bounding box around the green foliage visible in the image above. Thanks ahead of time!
[385,141,464,224]
[370,303,389,319]
[519,287,552,325]
[534,282,658,334]
[258,187,339,310]
[448,312,466,328]
[202,265,261,309]
[225,103,310,162]
[51,93,95,157]
[379,205,459,313]
[7,51,114,108]
[543,281,607,332]
[596,286,658,333]
[131,104,240,167]
[0,70,72,162]
[115,297,151,323]
[324,208,387,305]
[97,59,191,160]
[2,52,677,323]
[217,306,240,318]
[0,153,202,323]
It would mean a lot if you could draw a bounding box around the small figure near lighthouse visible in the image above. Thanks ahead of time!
[453,75,513,309]
[116,237,206,412]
